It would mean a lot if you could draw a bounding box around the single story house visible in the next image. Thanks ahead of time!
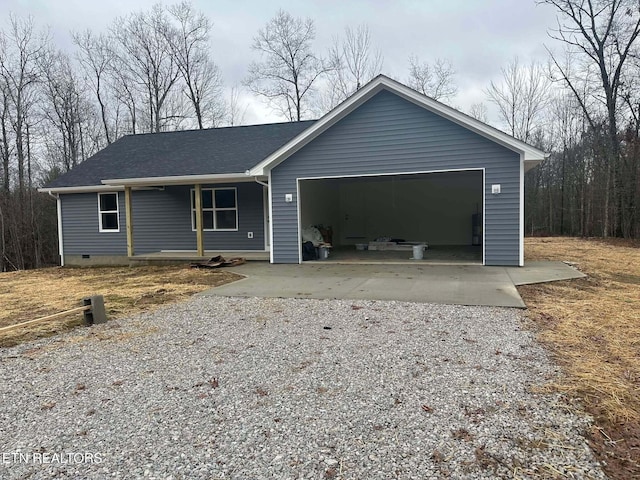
[40,75,546,267]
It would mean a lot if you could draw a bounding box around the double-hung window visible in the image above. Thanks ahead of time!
[98,192,120,232]
[191,188,238,231]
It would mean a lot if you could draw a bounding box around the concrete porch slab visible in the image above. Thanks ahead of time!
[506,261,586,286]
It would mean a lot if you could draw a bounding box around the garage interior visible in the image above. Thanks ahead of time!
[299,170,484,264]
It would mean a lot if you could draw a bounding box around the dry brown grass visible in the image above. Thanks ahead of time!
[520,237,640,478]
[0,265,241,347]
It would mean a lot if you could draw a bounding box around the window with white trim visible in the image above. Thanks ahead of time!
[98,192,120,232]
[191,188,238,231]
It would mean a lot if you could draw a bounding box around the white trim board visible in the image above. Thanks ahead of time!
[482,169,486,267]
[56,195,65,266]
[296,179,302,264]
[263,185,270,250]
[268,170,274,264]
[39,185,125,194]
[102,173,263,187]
[296,167,483,182]
[519,156,525,266]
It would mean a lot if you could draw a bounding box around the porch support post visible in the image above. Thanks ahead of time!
[124,186,134,257]
[194,183,204,256]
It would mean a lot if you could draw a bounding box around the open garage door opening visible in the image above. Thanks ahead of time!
[298,170,484,264]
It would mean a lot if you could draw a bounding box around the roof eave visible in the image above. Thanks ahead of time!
[40,173,271,193]
[101,172,263,187]
[523,149,549,172]
[523,158,545,173]
[39,185,125,194]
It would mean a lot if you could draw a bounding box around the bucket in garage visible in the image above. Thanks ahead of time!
[412,244,425,260]
[318,246,329,260]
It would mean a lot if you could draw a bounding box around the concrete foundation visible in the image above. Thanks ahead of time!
[64,251,270,267]
[65,255,130,266]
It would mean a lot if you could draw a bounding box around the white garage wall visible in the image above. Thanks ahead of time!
[300,171,482,247]
[299,180,342,243]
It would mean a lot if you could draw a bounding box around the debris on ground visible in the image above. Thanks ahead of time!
[190,255,246,269]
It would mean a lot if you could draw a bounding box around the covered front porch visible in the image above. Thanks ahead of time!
[102,174,270,264]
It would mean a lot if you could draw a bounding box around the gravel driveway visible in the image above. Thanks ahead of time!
[1,296,604,479]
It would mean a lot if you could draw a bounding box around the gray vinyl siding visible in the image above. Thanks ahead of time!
[60,192,127,256]
[60,182,266,258]
[270,89,521,266]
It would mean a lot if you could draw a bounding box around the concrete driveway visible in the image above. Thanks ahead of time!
[200,261,584,308]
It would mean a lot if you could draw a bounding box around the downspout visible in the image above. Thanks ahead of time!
[253,177,268,187]
[48,191,65,267]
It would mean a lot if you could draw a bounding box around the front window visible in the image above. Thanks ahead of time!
[98,192,119,232]
[191,188,238,231]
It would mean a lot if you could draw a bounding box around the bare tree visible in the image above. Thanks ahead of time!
[323,24,383,109]
[619,54,640,238]
[0,15,53,269]
[166,1,225,129]
[245,10,328,121]
[548,91,587,234]
[75,2,228,135]
[0,66,13,193]
[73,30,115,144]
[468,102,489,123]
[39,48,94,172]
[541,0,640,236]
[227,85,248,126]
[485,58,551,143]
[407,56,457,102]
[0,15,47,192]
[111,4,181,133]
[109,64,139,135]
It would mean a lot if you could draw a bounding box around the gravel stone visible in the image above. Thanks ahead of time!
[0,296,605,479]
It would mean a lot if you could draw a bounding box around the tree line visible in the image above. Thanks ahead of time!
[493,0,640,239]
[0,0,638,270]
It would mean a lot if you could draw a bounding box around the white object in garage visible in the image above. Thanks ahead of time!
[411,244,425,260]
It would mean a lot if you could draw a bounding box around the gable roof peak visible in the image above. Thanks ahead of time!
[249,75,546,176]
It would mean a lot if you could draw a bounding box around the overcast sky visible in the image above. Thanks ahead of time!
[2,0,561,125]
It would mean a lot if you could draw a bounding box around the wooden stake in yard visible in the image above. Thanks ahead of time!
[0,295,107,334]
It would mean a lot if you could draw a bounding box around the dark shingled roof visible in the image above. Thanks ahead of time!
[46,120,316,188]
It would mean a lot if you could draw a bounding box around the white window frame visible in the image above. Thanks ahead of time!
[98,192,120,232]
[190,187,238,232]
